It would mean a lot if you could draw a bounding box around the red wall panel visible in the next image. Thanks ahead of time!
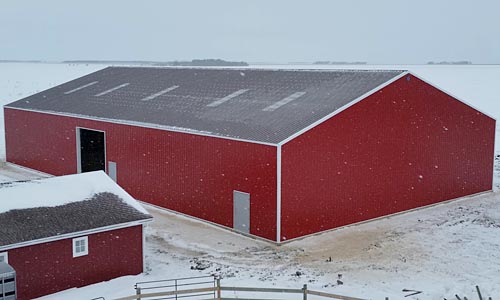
[7,225,143,300]
[4,110,277,240]
[281,75,495,240]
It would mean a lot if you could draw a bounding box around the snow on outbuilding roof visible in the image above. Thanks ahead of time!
[5,67,405,144]
[0,171,152,248]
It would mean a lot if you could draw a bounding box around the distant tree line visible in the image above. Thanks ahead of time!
[63,60,162,65]
[168,59,248,66]
[427,61,472,65]
[313,61,367,65]
[62,59,248,67]
[0,60,43,63]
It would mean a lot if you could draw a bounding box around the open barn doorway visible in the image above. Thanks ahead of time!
[77,128,106,173]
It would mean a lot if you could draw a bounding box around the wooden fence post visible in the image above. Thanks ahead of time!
[216,278,221,300]
[175,279,178,300]
[135,286,141,300]
[302,284,307,300]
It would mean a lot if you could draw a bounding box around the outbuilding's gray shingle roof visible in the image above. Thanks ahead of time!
[5,67,405,143]
[0,172,152,248]
[0,192,151,247]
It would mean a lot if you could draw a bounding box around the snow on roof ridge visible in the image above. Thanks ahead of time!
[0,171,149,215]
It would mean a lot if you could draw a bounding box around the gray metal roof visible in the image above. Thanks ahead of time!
[0,191,152,248]
[5,67,405,144]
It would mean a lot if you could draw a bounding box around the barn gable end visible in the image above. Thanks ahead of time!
[280,73,495,241]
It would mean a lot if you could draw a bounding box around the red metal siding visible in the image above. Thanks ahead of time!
[5,109,277,240]
[4,109,77,175]
[6,225,143,300]
[281,75,495,240]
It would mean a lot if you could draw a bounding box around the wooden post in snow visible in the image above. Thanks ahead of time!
[216,278,221,300]
[135,287,141,300]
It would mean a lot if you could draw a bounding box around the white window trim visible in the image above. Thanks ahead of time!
[0,252,8,263]
[72,236,89,257]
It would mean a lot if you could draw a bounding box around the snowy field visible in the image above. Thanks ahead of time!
[1,62,500,299]
[0,63,105,161]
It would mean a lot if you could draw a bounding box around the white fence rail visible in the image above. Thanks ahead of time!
[114,277,367,300]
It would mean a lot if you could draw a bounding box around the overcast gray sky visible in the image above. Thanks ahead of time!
[1,0,499,64]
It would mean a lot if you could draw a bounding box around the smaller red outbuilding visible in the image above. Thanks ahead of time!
[0,171,153,300]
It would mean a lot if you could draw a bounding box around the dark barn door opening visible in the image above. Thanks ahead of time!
[79,128,105,173]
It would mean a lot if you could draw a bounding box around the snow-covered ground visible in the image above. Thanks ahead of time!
[1,62,500,299]
[32,191,500,300]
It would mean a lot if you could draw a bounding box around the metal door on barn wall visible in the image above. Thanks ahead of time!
[233,191,250,234]
[77,128,106,173]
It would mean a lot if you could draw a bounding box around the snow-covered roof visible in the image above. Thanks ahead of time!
[0,171,152,248]
[5,67,405,144]
[0,171,148,214]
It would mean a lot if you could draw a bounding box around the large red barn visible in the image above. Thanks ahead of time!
[3,67,495,242]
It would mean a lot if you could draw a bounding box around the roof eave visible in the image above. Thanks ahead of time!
[0,217,153,252]
[3,106,280,146]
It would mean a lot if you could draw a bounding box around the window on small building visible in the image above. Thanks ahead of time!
[72,236,88,257]
[0,252,8,263]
